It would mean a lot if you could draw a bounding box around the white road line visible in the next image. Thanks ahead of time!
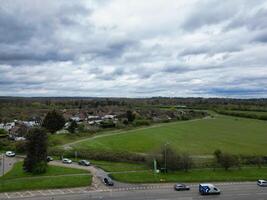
[67,189,74,193]
[16,192,23,197]
[38,190,47,195]
[28,191,34,196]
[5,193,10,199]
[257,192,267,195]
[48,190,54,195]
[237,193,249,196]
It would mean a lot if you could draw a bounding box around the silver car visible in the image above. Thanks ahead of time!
[62,158,72,164]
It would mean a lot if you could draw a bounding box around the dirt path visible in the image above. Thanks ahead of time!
[63,117,210,150]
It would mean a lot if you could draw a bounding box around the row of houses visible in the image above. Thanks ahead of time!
[69,114,117,124]
[0,120,39,141]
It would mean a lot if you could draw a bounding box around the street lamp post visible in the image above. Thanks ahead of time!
[2,154,4,176]
[164,142,169,173]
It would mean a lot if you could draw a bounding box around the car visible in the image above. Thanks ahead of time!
[199,183,220,195]
[5,151,16,157]
[62,158,72,164]
[47,156,53,162]
[103,177,114,186]
[257,180,267,187]
[78,160,90,166]
[174,183,190,191]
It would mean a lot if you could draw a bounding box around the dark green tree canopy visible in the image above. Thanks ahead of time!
[42,110,65,133]
[23,128,48,174]
[67,120,78,133]
[126,110,135,122]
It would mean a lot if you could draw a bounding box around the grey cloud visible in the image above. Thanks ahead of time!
[226,7,267,31]
[253,31,267,43]
[181,0,238,31]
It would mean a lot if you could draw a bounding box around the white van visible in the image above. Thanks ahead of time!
[257,180,267,187]
[199,183,221,195]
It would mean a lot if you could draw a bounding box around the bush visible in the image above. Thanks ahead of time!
[15,141,27,153]
[133,120,151,126]
[32,161,47,174]
[147,146,194,172]
[0,139,15,151]
[179,153,193,172]
[214,150,240,170]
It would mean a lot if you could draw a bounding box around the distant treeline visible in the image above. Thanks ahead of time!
[1,96,267,111]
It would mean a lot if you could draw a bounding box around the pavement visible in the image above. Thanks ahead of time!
[0,182,267,200]
[0,154,19,177]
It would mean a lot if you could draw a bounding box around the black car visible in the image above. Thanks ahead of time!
[174,183,190,191]
[78,160,90,166]
[103,177,114,186]
[47,156,53,162]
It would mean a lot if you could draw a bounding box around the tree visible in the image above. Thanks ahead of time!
[214,150,240,171]
[67,120,78,133]
[179,153,193,172]
[160,145,180,171]
[42,110,65,133]
[126,110,135,123]
[214,149,222,163]
[23,128,48,174]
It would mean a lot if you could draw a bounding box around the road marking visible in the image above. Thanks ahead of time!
[257,192,267,195]
[5,193,10,199]
[16,192,23,197]
[38,190,47,195]
[237,193,249,196]
[67,189,74,193]
[48,190,54,194]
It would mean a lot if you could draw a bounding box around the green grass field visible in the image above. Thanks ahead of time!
[110,167,267,183]
[73,115,267,155]
[92,160,149,172]
[0,162,92,192]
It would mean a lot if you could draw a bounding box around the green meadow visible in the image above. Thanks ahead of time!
[73,115,267,155]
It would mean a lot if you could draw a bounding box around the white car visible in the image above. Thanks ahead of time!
[5,151,16,157]
[62,158,72,164]
[257,180,267,187]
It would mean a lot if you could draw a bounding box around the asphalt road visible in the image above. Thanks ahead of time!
[3,182,267,200]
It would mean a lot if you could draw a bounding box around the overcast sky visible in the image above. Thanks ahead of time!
[0,0,267,98]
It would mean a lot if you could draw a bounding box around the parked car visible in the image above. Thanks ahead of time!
[5,151,15,157]
[174,183,190,191]
[47,156,53,162]
[78,160,90,166]
[257,180,267,187]
[62,158,72,164]
[199,183,220,195]
[103,177,114,186]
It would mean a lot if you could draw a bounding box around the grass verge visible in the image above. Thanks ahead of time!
[0,162,92,192]
[92,160,149,172]
[110,167,267,183]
